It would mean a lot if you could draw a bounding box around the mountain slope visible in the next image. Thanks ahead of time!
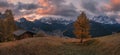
[38,16,73,25]
[0,33,120,55]
[63,21,120,37]
[92,15,118,24]
[16,16,120,37]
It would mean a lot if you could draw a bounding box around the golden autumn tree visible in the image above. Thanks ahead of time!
[4,9,18,41]
[0,9,18,42]
[74,12,91,43]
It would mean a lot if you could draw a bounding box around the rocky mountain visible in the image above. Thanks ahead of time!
[16,16,120,37]
[63,20,120,37]
[16,17,72,33]
[37,16,73,25]
[92,15,118,24]
[16,18,37,32]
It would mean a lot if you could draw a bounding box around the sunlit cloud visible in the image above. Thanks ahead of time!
[111,0,120,5]
[23,13,43,21]
[1,0,120,22]
[36,0,55,15]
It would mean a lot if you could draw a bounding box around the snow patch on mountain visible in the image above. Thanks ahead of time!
[37,15,74,25]
[91,15,118,24]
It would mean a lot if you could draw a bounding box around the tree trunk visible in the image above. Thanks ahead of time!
[80,38,83,43]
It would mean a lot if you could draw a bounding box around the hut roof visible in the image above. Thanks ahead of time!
[13,30,35,36]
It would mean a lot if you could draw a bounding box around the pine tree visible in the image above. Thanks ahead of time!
[73,12,91,43]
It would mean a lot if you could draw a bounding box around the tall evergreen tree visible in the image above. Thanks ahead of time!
[73,12,91,43]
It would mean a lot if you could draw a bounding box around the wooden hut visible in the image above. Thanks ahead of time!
[13,30,36,40]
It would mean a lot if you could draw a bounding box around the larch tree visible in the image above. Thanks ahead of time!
[5,9,18,41]
[0,9,18,42]
[73,12,91,43]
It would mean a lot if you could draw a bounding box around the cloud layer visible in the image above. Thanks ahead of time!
[80,0,120,20]
[36,0,79,17]
[0,0,79,21]
[0,0,120,21]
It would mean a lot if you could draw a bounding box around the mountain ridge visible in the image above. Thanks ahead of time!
[16,16,120,37]
[92,15,118,24]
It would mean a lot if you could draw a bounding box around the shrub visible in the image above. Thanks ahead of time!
[35,31,46,37]
[83,39,99,46]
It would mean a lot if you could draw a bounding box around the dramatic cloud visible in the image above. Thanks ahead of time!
[1,0,120,22]
[80,0,120,20]
[80,0,98,14]
[0,0,14,12]
[0,1,9,7]
[53,3,78,17]
[110,0,120,11]
[36,0,79,17]
[0,0,78,20]
[101,0,120,20]
[20,0,79,21]
[36,0,56,15]
[16,2,39,10]
[13,2,40,19]
[80,0,110,16]
[111,0,120,5]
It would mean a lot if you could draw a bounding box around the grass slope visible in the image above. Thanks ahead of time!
[0,34,120,55]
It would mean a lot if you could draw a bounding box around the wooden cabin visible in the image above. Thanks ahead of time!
[13,30,36,40]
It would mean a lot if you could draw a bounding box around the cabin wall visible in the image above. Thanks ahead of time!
[14,33,33,40]
[21,33,33,39]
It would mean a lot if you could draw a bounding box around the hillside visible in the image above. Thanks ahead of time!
[0,34,120,55]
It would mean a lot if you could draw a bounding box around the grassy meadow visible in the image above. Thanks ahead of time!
[0,33,120,55]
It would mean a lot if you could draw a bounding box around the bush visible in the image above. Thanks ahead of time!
[83,39,99,46]
[35,31,46,37]
[0,34,15,42]
[7,36,15,41]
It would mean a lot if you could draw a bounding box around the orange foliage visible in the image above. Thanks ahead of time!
[37,0,55,15]
[73,12,91,43]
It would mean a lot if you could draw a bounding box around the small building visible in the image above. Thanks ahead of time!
[13,30,36,40]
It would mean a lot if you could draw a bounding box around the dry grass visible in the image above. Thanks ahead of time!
[0,34,120,55]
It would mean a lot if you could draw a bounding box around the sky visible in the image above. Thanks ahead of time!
[0,0,120,21]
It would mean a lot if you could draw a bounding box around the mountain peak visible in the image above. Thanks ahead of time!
[35,16,73,25]
[92,15,118,24]
[18,17,27,22]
